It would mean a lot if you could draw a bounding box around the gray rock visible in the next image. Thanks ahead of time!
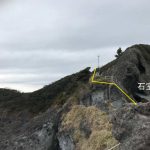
[58,133,75,150]
[0,109,59,150]
[111,102,150,150]
[80,85,126,113]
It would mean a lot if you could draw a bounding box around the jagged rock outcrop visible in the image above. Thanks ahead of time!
[111,102,150,150]
[81,45,150,113]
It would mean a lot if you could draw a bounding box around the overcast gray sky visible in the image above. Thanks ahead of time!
[0,0,150,92]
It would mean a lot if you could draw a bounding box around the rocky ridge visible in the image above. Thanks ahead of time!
[0,44,150,150]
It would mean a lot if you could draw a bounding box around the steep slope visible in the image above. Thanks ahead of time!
[81,44,150,113]
[98,44,150,102]
[0,67,91,114]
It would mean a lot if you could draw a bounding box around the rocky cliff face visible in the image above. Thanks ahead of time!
[0,44,150,150]
[57,44,150,150]
[99,44,150,102]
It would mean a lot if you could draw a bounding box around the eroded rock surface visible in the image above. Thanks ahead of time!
[111,102,150,150]
[0,109,59,150]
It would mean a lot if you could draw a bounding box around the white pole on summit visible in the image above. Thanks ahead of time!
[98,55,100,69]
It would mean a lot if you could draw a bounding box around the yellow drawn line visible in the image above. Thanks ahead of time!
[91,68,137,105]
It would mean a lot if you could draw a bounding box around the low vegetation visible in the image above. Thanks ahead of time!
[0,68,91,114]
[60,105,118,150]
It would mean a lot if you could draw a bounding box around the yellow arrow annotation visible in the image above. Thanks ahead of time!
[91,68,137,105]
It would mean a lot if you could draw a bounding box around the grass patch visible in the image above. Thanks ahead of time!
[60,105,118,150]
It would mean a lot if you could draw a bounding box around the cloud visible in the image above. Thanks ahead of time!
[0,0,150,50]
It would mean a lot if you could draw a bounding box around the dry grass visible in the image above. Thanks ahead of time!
[60,105,118,150]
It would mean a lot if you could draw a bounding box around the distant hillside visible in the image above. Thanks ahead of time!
[0,88,22,101]
[0,67,91,114]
